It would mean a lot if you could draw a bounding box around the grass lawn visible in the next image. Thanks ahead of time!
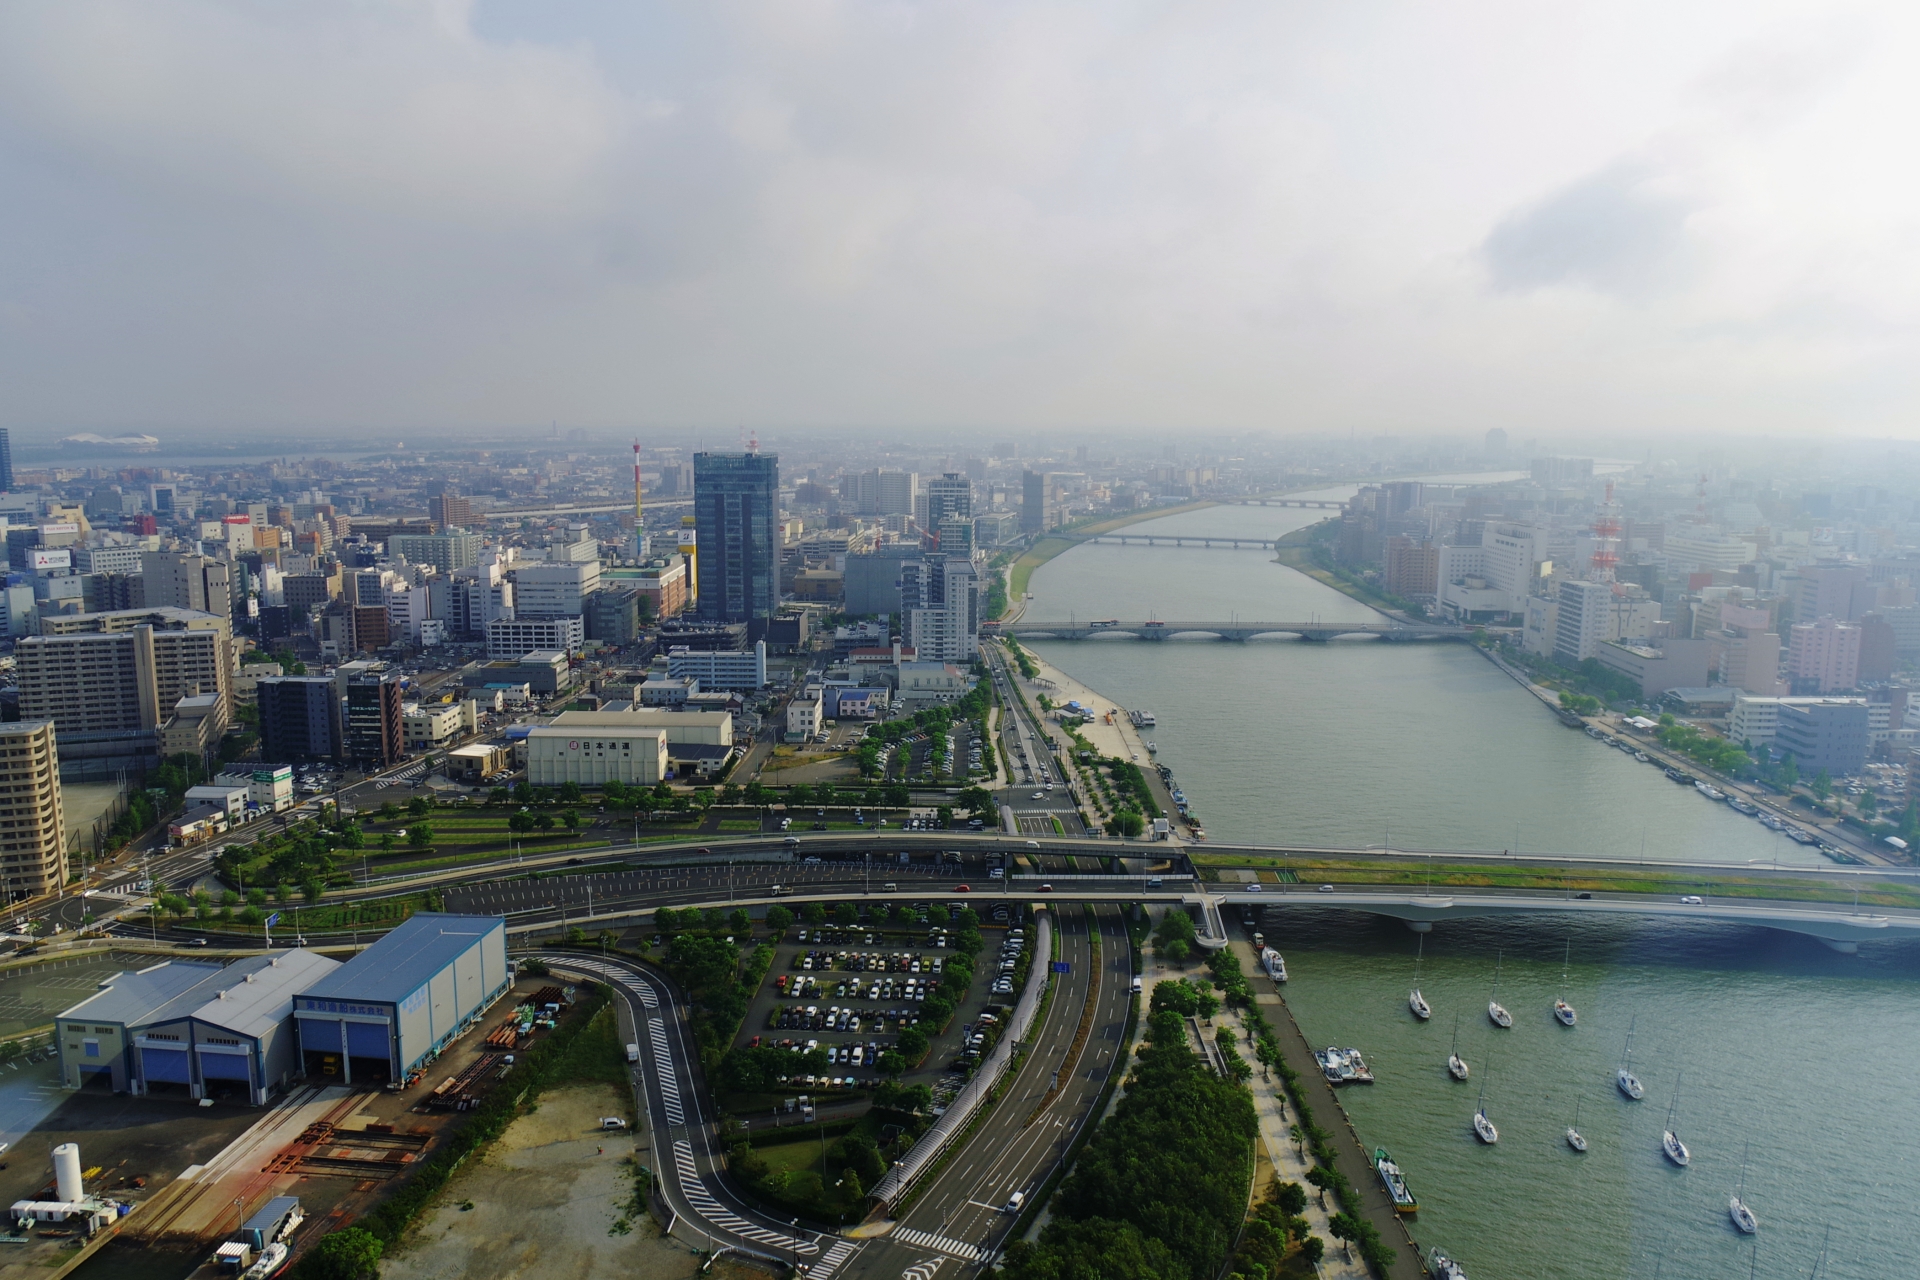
[1188,852,1920,909]
[753,1139,827,1177]
[718,820,761,831]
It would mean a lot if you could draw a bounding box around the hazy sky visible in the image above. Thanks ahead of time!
[2,1,1916,439]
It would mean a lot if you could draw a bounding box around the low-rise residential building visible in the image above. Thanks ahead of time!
[446,742,511,784]
[787,690,823,742]
[402,703,464,752]
[665,641,768,690]
[1774,700,1870,776]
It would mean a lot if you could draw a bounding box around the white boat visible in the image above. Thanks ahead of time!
[1616,1014,1645,1099]
[1427,1247,1469,1279]
[1634,751,1651,762]
[1409,934,1432,1020]
[1662,1072,1691,1167]
[1730,1140,1758,1233]
[1447,1013,1469,1081]
[1695,781,1726,801]
[1553,938,1577,1026]
[1261,949,1287,983]
[243,1243,290,1280]
[1566,1097,1588,1152]
[1472,1059,1498,1143]
[1487,952,1513,1028]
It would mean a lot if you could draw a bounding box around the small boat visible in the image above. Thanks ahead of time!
[1473,1075,1498,1144]
[1447,1014,1469,1081]
[1553,938,1576,1026]
[1426,1248,1468,1280]
[1409,934,1432,1020]
[1616,1015,1645,1099]
[1145,741,1157,754]
[1695,781,1726,801]
[1566,1097,1588,1152]
[1727,797,1758,816]
[1662,1072,1691,1167]
[1730,1140,1758,1234]
[1374,1147,1418,1214]
[1487,952,1513,1028]
[1261,948,1287,983]
[243,1243,290,1280]
[1634,751,1651,763]
[1314,1047,1375,1084]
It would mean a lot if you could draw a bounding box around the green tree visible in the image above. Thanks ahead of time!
[379,801,400,822]
[406,795,431,817]
[562,810,581,833]
[488,786,510,806]
[1860,790,1879,818]
[508,810,535,834]
[765,904,793,935]
[834,901,859,927]
[1812,769,1833,799]
[407,823,433,849]
[875,1050,906,1078]
[1109,809,1146,838]
[803,901,828,925]
[514,782,536,805]
[719,783,743,806]
[896,1026,930,1063]
[534,813,555,832]
[789,783,815,806]
[559,781,584,804]
[302,879,325,905]
[292,1227,383,1280]
[957,786,994,818]
[728,908,751,935]
[1779,753,1799,789]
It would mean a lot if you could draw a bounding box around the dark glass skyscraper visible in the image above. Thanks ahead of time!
[693,451,779,631]
[0,428,13,493]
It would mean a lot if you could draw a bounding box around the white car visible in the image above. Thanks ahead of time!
[1679,895,1704,905]
[1318,884,1334,893]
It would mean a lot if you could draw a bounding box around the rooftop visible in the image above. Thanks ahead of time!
[299,913,504,1005]
[58,950,340,1039]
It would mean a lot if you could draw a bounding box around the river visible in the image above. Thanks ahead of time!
[1023,486,1919,1280]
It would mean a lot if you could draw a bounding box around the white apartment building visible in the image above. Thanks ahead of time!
[1662,527,1758,575]
[787,690,823,742]
[511,560,601,618]
[1786,616,1860,694]
[1731,695,1884,749]
[487,615,584,659]
[666,641,768,690]
[1437,523,1550,621]
[906,559,981,663]
[1554,580,1615,665]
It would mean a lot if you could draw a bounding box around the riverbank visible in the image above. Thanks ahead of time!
[1004,501,1219,614]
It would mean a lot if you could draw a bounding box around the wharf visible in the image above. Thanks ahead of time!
[1232,938,1422,1280]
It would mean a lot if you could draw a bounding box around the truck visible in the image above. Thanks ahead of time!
[626,1043,640,1065]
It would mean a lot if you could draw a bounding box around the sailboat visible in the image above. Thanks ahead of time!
[1730,1140,1758,1234]
[1616,1014,1645,1099]
[1447,1013,1469,1081]
[1661,1071,1691,1166]
[1472,1064,1498,1144]
[1808,1225,1831,1278]
[1553,938,1577,1026]
[1487,951,1513,1028]
[1565,1097,1588,1152]
[1409,934,1432,1020]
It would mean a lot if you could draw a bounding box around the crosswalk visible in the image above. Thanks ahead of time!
[890,1227,987,1262]
[812,1238,861,1277]
[899,1257,943,1280]
[648,1017,683,1124]
[671,1140,817,1254]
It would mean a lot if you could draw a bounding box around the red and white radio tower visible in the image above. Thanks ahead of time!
[1589,480,1621,584]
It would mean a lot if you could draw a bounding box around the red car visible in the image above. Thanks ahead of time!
[953,884,971,893]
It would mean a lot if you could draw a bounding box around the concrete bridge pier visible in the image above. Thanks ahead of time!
[1404,920,1433,933]
[1817,937,1860,954]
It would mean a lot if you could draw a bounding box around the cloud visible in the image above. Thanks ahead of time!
[0,0,1916,438]
[1481,163,1695,299]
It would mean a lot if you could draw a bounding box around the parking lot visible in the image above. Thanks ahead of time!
[727,907,1033,1115]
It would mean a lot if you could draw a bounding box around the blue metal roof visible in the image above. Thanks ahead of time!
[299,913,504,1006]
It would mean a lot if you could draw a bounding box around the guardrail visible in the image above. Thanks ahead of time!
[867,909,1053,1210]
[1006,874,1193,886]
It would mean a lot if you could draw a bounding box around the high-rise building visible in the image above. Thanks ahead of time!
[0,428,13,493]
[511,560,601,618]
[585,587,643,646]
[1021,471,1049,534]
[257,676,342,760]
[427,491,472,530]
[389,531,482,572]
[924,473,972,527]
[340,666,403,768]
[1787,616,1861,695]
[693,452,779,632]
[17,609,234,734]
[1383,536,1439,598]
[140,552,233,619]
[902,557,981,662]
[1858,613,1897,683]
[0,720,64,897]
[1554,580,1615,665]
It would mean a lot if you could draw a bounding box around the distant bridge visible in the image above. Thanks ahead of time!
[1083,534,1277,550]
[1006,619,1467,642]
[1225,497,1348,509]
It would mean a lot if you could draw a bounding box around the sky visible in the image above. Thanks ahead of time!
[1,0,1917,440]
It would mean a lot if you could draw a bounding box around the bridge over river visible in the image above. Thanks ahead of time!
[1003,618,1467,642]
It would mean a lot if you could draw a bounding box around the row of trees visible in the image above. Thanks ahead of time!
[1002,1008,1260,1280]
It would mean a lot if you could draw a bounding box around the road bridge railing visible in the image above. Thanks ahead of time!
[866,910,1054,1213]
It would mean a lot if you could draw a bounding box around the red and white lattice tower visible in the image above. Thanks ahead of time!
[1589,480,1621,584]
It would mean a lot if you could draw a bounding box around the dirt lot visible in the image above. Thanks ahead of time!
[382,1083,758,1280]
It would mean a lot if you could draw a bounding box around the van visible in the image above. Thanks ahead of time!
[883,882,898,893]
[1004,1191,1026,1214]
[1024,840,1040,849]
[1146,877,1163,888]
[626,1043,640,1064]
[1131,976,1143,995]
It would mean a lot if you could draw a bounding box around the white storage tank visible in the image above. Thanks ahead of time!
[52,1143,81,1202]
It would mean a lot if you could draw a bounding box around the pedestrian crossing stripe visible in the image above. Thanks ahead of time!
[812,1238,860,1277]
[670,1140,817,1254]
[890,1227,987,1261]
